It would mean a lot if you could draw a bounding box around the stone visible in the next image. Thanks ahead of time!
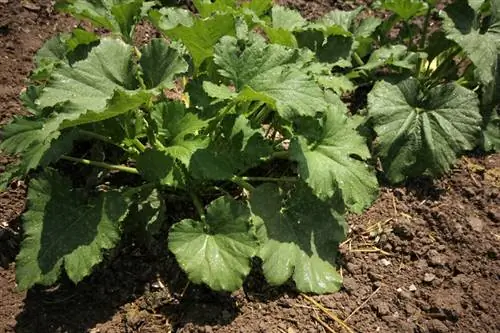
[377,303,390,316]
[423,273,436,283]
[380,258,391,266]
[467,216,484,232]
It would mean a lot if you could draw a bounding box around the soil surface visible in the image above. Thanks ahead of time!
[1,1,500,332]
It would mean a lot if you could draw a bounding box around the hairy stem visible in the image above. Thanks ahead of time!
[240,176,298,182]
[132,138,146,152]
[189,191,206,221]
[417,7,433,77]
[404,21,414,50]
[78,130,122,148]
[353,52,364,67]
[60,155,139,174]
[230,176,256,192]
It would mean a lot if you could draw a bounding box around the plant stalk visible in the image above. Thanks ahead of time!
[417,6,433,77]
[189,191,206,220]
[61,155,139,175]
[353,52,364,67]
[132,138,146,152]
[78,130,122,149]
[240,176,298,182]
[230,176,256,192]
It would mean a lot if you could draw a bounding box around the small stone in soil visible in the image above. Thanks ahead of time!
[427,249,446,266]
[423,273,436,282]
[380,258,391,266]
[376,303,390,316]
[467,216,484,232]
[427,319,448,333]
[408,284,417,292]
[398,290,412,300]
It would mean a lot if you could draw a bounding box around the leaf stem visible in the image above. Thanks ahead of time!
[353,52,364,67]
[78,130,122,148]
[230,176,256,192]
[60,155,139,175]
[240,176,298,182]
[132,138,146,152]
[189,191,205,220]
[417,6,433,77]
[404,21,414,50]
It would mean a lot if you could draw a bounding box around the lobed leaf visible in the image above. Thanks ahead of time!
[168,196,258,291]
[16,170,129,290]
[139,38,189,90]
[368,78,482,183]
[250,183,347,294]
[214,36,328,119]
[290,106,378,213]
[380,0,428,20]
[442,0,500,85]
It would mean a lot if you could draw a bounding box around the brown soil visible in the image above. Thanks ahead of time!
[1,1,500,333]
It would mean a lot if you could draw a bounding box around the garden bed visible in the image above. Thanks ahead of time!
[0,1,499,332]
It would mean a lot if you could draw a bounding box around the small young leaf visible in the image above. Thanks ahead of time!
[368,78,482,183]
[169,196,258,291]
[290,106,378,213]
[250,183,347,294]
[151,101,209,166]
[16,170,129,290]
[358,44,425,71]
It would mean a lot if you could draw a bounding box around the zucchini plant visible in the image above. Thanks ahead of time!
[0,0,498,294]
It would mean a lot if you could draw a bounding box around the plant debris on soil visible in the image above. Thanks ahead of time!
[1,0,499,332]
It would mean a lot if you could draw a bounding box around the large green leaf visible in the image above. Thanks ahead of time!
[295,30,357,68]
[155,13,236,70]
[214,36,328,120]
[442,0,500,85]
[37,38,150,129]
[16,170,129,290]
[380,0,428,20]
[311,7,362,36]
[0,117,76,184]
[56,0,146,41]
[139,39,188,90]
[168,196,258,291]
[290,106,378,213]
[368,78,482,183]
[250,183,346,294]
[190,114,272,180]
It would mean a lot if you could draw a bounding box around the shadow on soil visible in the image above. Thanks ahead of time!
[12,245,288,332]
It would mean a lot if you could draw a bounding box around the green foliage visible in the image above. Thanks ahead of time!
[368,78,482,183]
[169,196,257,291]
[251,183,346,293]
[16,170,129,290]
[2,0,498,295]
